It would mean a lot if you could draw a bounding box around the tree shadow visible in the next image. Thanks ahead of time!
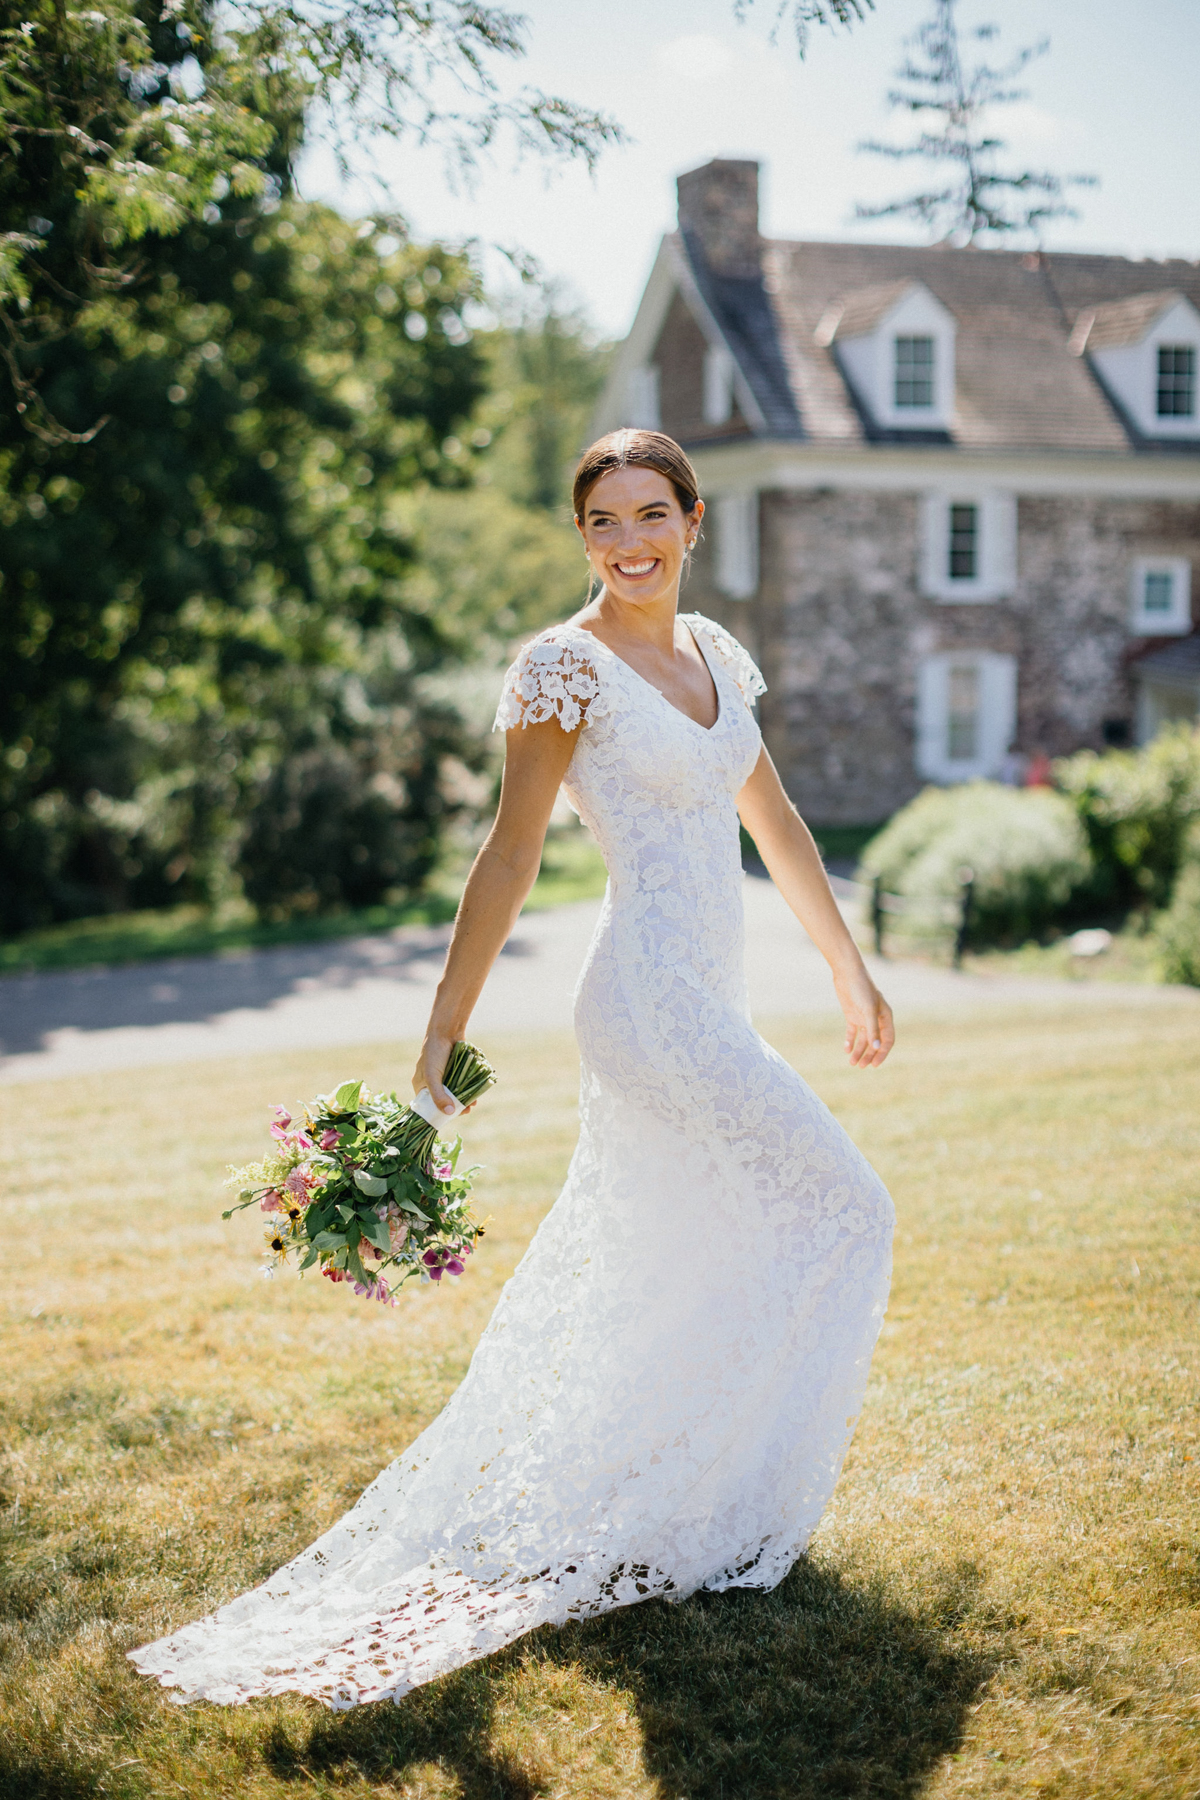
[265,1554,992,1799]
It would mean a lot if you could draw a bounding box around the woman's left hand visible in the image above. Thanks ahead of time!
[833,965,895,1068]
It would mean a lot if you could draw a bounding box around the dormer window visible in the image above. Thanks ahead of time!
[816,280,956,432]
[1157,345,1195,418]
[1071,292,1200,439]
[895,335,935,409]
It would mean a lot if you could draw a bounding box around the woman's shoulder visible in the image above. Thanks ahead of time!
[493,620,604,734]
[681,612,767,703]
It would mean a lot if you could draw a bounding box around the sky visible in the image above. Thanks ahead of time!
[299,0,1200,340]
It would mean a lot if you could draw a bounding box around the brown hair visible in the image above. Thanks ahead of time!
[572,428,701,521]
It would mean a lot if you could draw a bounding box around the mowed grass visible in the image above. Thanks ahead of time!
[1,1002,1199,1799]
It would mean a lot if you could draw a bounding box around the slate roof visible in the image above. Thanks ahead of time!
[675,234,1200,454]
[814,279,916,344]
[1132,633,1200,689]
[678,229,803,438]
[1069,289,1185,354]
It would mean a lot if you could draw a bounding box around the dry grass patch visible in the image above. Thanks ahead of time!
[0,1001,1198,1798]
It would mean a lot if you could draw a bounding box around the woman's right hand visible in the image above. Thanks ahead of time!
[413,1028,462,1117]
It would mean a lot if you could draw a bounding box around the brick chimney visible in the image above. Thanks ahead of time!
[676,159,761,278]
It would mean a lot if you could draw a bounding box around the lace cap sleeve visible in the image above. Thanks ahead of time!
[684,613,766,708]
[493,630,601,734]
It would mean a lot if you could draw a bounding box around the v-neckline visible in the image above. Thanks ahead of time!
[566,617,723,736]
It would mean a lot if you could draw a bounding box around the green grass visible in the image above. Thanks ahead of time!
[1,1002,1198,1797]
[0,830,609,979]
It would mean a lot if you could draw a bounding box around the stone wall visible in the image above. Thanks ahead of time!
[681,486,1200,827]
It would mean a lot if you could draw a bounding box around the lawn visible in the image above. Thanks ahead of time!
[0,829,609,978]
[1,1002,1198,1799]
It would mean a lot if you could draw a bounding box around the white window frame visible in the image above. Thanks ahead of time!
[1129,557,1192,635]
[916,652,1017,784]
[625,363,660,430]
[713,492,758,600]
[919,491,1017,603]
[702,346,735,425]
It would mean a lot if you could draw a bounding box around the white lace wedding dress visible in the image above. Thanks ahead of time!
[130,612,894,1709]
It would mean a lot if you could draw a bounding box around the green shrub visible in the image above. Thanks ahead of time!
[860,782,1093,947]
[1152,823,1200,986]
[1055,725,1200,911]
[237,746,436,923]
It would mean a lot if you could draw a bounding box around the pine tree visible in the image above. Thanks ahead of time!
[856,0,1095,245]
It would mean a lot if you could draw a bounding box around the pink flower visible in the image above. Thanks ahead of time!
[322,1266,349,1284]
[319,1129,339,1150]
[433,1161,453,1180]
[259,1189,285,1213]
[284,1168,315,1201]
[270,1105,291,1141]
[352,1276,395,1304]
[388,1217,409,1252]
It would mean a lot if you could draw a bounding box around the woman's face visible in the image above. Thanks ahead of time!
[575,466,702,610]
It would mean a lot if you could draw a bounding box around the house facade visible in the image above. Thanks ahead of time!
[593,159,1200,825]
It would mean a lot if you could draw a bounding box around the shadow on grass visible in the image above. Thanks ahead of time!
[269,1556,992,1800]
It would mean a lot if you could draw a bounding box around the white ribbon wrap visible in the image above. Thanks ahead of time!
[411,1086,464,1127]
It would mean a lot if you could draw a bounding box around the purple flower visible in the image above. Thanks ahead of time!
[352,1275,395,1304]
[319,1129,340,1150]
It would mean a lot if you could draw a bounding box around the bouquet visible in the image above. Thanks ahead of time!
[223,1042,497,1303]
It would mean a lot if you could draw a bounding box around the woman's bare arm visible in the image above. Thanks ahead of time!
[413,718,581,1111]
[737,745,894,1068]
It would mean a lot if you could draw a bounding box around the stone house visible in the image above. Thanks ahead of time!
[592,159,1200,826]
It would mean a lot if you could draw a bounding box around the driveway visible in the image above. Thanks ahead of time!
[1,877,1192,1085]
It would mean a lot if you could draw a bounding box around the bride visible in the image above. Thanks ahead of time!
[131,428,895,1709]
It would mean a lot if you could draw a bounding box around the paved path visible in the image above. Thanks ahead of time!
[1,877,1192,1085]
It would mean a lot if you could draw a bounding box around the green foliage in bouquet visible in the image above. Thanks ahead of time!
[223,1042,496,1301]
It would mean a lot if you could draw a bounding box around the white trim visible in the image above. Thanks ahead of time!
[919,490,1017,602]
[626,364,661,431]
[703,346,735,425]
[591,238,679,439]
[713,491,759,599]
[1129,557,1192,634]
[685,438,1200,501]
[916,652,1017,783]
